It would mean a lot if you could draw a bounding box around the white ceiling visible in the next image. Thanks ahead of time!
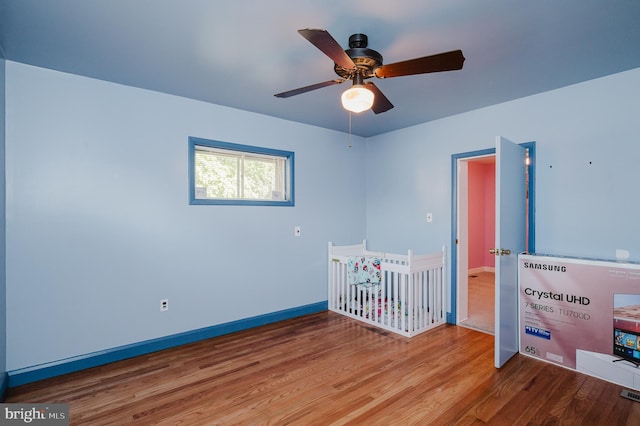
[1,0,639,137]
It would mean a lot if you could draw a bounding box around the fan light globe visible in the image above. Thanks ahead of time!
[341,85,374,113]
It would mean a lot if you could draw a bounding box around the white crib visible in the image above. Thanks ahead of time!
[328,240,447,337]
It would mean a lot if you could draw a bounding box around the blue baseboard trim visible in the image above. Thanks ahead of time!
[0,372,8,402]
[8,301,328,388]
[446,312,455,324]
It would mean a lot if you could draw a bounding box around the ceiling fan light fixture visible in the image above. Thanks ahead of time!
[341,85,374,113]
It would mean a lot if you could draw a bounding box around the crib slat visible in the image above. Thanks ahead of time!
[395,274,400,332]
[416,271,423,329]
[402,273,408,332]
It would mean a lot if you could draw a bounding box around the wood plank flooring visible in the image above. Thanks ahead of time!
[459,271,495,334]
[6,312,640,425]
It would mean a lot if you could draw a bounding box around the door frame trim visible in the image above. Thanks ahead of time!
[448,141,536,324]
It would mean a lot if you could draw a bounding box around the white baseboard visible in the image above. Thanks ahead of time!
[469,266,495,274]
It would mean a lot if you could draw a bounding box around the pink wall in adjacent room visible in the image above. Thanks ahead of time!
[468,160,495,270]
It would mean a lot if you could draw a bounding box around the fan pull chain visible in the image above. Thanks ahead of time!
[348,111,352,148]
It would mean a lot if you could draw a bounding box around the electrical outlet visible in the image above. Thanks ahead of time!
[426,213,433,222]
[160,299,169,312]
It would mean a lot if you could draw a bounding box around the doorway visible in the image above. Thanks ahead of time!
[458,155,496,334]
[449,141,535,339]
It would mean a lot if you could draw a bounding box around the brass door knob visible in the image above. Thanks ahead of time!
[489,248,511,256]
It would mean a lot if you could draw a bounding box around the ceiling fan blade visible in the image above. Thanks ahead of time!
[375,49,465,79]
[365,82,394,114]
[274,79,345,98]
[298,29,356,70]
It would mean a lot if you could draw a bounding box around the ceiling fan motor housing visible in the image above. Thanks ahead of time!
[334,33,383,79]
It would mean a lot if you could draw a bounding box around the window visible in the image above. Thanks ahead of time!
[189,137,294,206]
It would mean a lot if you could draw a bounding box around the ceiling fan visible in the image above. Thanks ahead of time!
[275,29,465,114]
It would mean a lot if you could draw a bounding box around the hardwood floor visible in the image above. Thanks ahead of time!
[459,271,495,334]
[6,312,640,425]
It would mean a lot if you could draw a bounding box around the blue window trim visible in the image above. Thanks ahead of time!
[188,136,295,206]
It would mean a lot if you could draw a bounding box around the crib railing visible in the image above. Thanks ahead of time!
[328,241,446,337]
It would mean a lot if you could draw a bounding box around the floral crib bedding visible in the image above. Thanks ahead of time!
[347,256,382,288]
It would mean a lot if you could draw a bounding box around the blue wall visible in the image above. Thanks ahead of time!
[0,59,6,394]
[366,68,640,305]
[4,62,366,372]
[367,69,640,261]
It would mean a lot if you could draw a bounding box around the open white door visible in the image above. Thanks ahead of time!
[494,137,527,368]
